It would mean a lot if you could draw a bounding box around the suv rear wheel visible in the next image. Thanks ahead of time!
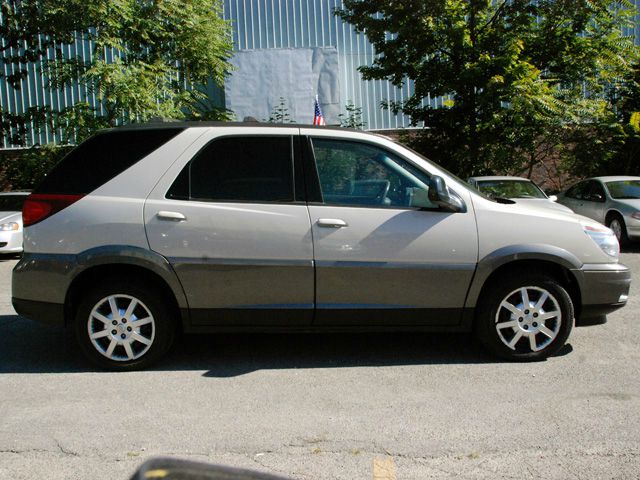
[475,273,574,361]
[74,280,175,370]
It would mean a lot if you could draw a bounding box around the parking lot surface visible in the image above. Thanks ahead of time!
[0,252,639,479]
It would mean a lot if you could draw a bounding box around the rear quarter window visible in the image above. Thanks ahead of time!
[35,128,184,195]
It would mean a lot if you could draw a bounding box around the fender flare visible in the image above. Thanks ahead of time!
[68,245,190,322]
[465,244,582,309]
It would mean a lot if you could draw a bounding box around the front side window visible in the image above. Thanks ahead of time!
[311,138,434,208]
[566,182,587,199]
[585,181,606,202]
[167,136,294,203]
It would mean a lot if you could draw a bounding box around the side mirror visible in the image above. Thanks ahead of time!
[428,176,465,212]
[548,195,558,202]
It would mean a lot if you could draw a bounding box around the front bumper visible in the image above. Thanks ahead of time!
[0,230,23,253]
[572,263,631,326]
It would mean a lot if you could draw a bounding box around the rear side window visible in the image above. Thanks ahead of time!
[167,136,294,203]
[35,128,184,195]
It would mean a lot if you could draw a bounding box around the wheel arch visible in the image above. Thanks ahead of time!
[605,209,624,224]
[466,245,582,319]
[65,246,189,329]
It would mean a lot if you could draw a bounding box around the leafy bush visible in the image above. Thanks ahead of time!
[0,145,71,190]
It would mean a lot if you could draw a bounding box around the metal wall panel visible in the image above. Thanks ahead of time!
[221,0,420,130]
[2,1,640,147]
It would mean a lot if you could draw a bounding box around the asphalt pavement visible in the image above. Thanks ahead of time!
[0,252,639,479]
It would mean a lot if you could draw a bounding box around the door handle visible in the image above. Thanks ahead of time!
[156,211,186,221]
[317,218,348,228]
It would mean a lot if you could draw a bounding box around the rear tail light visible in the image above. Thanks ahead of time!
[22,193,84,227]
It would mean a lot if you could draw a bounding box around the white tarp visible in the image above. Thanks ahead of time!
[225,47,341,124]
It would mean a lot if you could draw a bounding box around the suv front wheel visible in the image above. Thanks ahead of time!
[74,280,175,370]
[475,273,574,361]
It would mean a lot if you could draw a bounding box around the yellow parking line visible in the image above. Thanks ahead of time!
[373,456,397,480]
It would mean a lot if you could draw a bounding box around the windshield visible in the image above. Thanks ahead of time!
[605,180,640,199]
[475,180,547,199]
[0,195,27,212]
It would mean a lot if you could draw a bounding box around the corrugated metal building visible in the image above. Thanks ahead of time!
[1,1,640,148]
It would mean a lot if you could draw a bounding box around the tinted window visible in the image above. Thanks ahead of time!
[35,128,184,195]
[167,136,294,203]
[311,138,433,208]
[0,195,28,211]
[565,182,586,199]
[586,181,606,201]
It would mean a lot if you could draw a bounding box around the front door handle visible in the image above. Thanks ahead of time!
[317,218,348,228]
[157,211,186,221]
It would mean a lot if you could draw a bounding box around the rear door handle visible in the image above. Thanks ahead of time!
[317,218,348,228]
[157,211,186,221]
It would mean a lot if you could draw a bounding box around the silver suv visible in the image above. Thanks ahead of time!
[12,123,631,369]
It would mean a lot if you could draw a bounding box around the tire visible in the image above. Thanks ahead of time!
[475,273,574,361]
[607,214,629,248]
[74,280,176,370]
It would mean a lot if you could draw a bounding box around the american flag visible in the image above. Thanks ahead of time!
[313,96,326,126]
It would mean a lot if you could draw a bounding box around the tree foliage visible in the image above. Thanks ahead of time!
[564,61,640,178]
[0,144,71,189]
[0,0,233,146]
[339,101,366,129]
[266,97,295,123]
[338,0,637,178]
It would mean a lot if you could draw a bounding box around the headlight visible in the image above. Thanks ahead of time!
[0,222,19,232]
[583,225,619,259]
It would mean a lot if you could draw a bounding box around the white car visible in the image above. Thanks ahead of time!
[468,176,573,213]
[557,176,640,245]
[0,191,29,255]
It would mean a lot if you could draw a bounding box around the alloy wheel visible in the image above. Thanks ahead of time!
[87,294,156,362]
[494,286,562,352]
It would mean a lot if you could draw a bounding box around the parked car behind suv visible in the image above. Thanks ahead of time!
[557,176,640,246]
[468,176,573,213]
[12,123,631,370]
[0,191,30,255]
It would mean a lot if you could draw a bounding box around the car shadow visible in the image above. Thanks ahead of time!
[621,244,640,254]
[0,315,571,376]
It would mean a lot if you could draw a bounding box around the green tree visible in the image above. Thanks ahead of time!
[0,144,71,189]
[338,0,637,178]
[564,61,640,178]
[339,101,366,129]
[266,97,295,123]
[0,0,233,146]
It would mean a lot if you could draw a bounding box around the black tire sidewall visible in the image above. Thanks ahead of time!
[608,215,629,247]
[475,274,574,361]
[74,280,174,371]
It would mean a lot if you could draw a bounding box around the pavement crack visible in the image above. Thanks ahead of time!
[54,439,79,457]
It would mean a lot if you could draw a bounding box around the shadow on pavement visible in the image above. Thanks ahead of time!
[621,244,640,254]
[1,314,572,376]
